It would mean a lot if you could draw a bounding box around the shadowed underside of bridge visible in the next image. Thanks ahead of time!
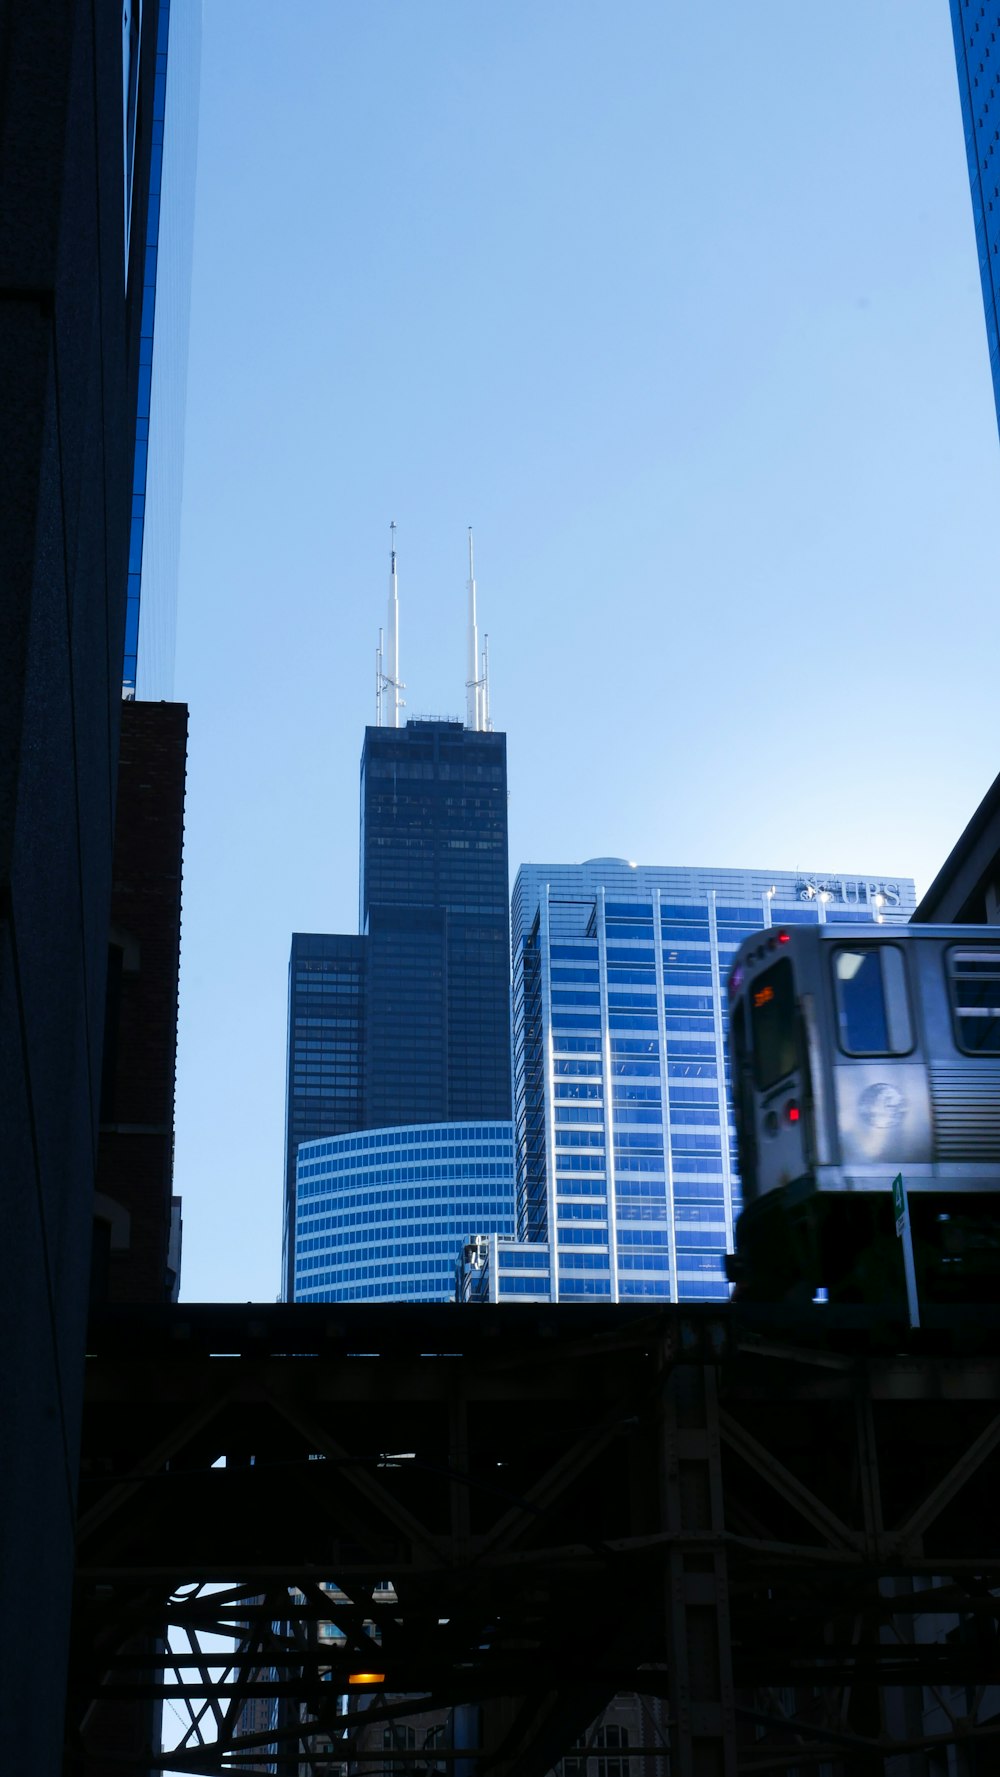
[68,1303,1000,1776]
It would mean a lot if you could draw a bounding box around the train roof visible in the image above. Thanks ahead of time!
[738,921,1000,948]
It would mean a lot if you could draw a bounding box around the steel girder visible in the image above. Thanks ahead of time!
[68,1303,1000,1775]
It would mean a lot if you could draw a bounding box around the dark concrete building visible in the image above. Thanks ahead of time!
[0,3,160,1767]
[95,699,188,1306]
[283,720,512,1299]
[913,769,1000,925]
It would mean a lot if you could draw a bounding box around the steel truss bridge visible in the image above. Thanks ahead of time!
[68,1303,1000,1776]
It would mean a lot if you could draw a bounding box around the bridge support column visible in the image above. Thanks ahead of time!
[661,1360,737,1777]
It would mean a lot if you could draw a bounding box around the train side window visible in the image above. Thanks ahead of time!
[750,958,796,1089]
[833,947,913,1056]
[948,949,1000,1053]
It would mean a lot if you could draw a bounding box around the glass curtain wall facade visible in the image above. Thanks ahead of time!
[360,721,512,1125]
[951,0,1000,444]
[482,861,916,1306]
[293,1121,515,1302]
[125,0,200,699]
[283,934,367,1298]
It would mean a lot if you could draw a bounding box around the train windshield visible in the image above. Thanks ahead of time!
[750,958,797,1089]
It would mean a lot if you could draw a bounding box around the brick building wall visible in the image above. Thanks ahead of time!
[96,699,188,1304]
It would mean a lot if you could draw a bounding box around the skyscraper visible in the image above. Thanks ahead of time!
[283,542,514,1301]
[461,860,916,1305]
[124,0,201,700]
[0,4,164,1762]
[361,719,512,1126]
[951,0,1000,441]
[282,934,368,1291]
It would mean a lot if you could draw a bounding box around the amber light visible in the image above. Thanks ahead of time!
[348,1673,386,1686]
[753,986,774,1009]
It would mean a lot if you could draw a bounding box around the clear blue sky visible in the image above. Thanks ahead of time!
[172,0,1000,1303]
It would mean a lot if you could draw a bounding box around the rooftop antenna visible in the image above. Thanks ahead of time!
[377,521,405,726]
[482,631,492,731]
[465,527,482,731]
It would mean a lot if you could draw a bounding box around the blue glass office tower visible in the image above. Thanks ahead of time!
[124,0,201,699]
[294,1121,515,1302]
[951,0,1000,441]
[283,719,514,1299]
[460,861,915,1305]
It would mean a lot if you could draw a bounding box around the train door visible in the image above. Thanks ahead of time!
[927,943,1000,1178]
[828,942,930,1178]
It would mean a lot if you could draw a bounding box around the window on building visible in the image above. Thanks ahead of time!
[382,1723,416,1775]
[561,1724,630,1777]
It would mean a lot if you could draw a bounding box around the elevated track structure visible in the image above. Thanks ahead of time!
[69,1303,1000,1775]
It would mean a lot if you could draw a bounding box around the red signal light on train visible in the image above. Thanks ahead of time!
[786,1100,800,1124]
[778,931,790,943]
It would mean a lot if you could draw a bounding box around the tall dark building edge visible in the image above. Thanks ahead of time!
[95,701,188,1307]
[124,0,201,699]
[284,719,512,1300]
[0,3,159,1767]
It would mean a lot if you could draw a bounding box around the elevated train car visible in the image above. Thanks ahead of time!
[726,924,1000,1302]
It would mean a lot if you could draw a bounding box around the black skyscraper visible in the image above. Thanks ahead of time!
[283,718,512,1299]
[0,3,160,1760]
[361,719,511,1126]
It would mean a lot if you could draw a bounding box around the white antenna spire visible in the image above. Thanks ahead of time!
[482,631,491,731]
[465,526,482,731]
[378,521,404,726]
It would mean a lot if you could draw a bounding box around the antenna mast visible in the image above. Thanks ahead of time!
[377,521,405,726]
[465,527,482,731]
[482,632,491,730]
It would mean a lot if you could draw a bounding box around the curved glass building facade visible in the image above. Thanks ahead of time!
[293,1120,515,1302]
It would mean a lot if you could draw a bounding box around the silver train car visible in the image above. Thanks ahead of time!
[725,923,1000,1302]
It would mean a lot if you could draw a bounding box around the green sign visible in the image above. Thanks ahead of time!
[892,1172,906,1229]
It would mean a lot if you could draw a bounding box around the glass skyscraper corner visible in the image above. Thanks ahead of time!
[951,0,1000,444]
[467,860,915,1307]
[124,0,201,700]
[293,1120,515,1303]
[283,933,367,1297]
[458,1233,552,1302]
